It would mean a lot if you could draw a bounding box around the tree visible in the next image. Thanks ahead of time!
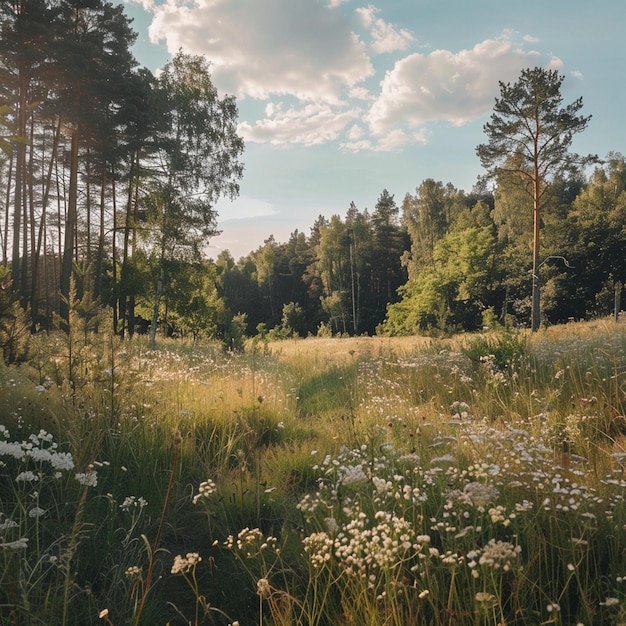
[55,0,139,327]
[140,51,244,348]
[381,225,498,335]
[402,180,460,277]
[477,67,594,331]
[370,190,407,329]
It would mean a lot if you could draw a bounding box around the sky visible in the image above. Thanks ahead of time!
[121,0,626,260]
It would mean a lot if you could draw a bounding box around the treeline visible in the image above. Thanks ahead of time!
[0,1,624,350]
[215,158,625,341]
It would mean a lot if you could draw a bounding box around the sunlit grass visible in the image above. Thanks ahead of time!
[1,318,625,624]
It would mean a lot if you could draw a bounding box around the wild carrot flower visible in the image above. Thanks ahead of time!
[192,479,217,504]
[75,470,98,487]
[171,552,202,574]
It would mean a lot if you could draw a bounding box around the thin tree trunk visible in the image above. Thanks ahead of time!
[60,127,79,327]
[11,72,27,293]
[118,151,136,337]
[149,260,164,349]
[94,169,106,302]
[31,117,62,328]
[3,149,13,267]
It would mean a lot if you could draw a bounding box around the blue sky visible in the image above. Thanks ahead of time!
[122,0,625,260]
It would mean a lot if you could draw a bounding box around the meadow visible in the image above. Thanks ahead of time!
[1,319,626,625]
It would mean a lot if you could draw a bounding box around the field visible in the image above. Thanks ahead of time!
[1,320,626,625]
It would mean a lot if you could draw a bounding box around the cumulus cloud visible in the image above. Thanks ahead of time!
[239,102,362,146]
[145,0,374,102]
[131,0,560,153]
[367,33,542,137]
[356,5,414,54]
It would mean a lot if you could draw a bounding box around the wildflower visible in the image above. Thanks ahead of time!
[28,506,46,518]
[476,539,521,571]
[418,589,429,599]
[120,496,148,511]
[99,609,109,618]
[257,577,271,597]
[430,454,456,465]
[463,482,499,506]
[475,592,496,603]
[339,464,368,485]
[1,537,28,550]
[193,479,217,504]
[125,566,142,578]
[16,471,39,483]
[303,532,334,568]
[600,597,619,607]
[171,552,202,575]
[547,603,561,613]
[0,518,18,531]
[75,470,98,487]
[325,517,338,533]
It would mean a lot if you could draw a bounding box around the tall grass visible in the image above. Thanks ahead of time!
[0,319,625,624]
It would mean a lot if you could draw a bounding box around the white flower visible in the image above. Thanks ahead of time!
[120,496,148,511]
[171,552,202,574]
[16,471,39,483]
[75,470,98,487]
[1,537,29,550]
[257,577,271,597]
[28,506,47,518]
[193,479,217,504]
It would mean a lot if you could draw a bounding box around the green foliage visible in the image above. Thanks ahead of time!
[0,267,30,364]
[462,327,529,373]
[224,312,248,352]
[382,225,499,335]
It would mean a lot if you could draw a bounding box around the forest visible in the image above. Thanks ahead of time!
[1,0,625,360]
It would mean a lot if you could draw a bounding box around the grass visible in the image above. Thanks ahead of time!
[1,318,626,624]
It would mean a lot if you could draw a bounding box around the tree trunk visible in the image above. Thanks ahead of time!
[531,146,541,332]
[11,72,27,294]
[60,127,79,327]
[3,149,13,266]
[118,151,137,337]
[94,169,106,302]
[149,261,164,349]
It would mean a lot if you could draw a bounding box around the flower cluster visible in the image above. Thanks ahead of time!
[224,527,277,558]
[0,429,74,472]
[467,539,522,574]
[192,478,217,505]
[171,552,202,575]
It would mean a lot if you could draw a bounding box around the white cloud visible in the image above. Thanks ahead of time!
[547,55,564,70]
[145,0,374,102]
[367,33,542,136]
[356,5,414,54]
[239,102,361,146]
[346,124,365,141]
[348,86,375,101]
